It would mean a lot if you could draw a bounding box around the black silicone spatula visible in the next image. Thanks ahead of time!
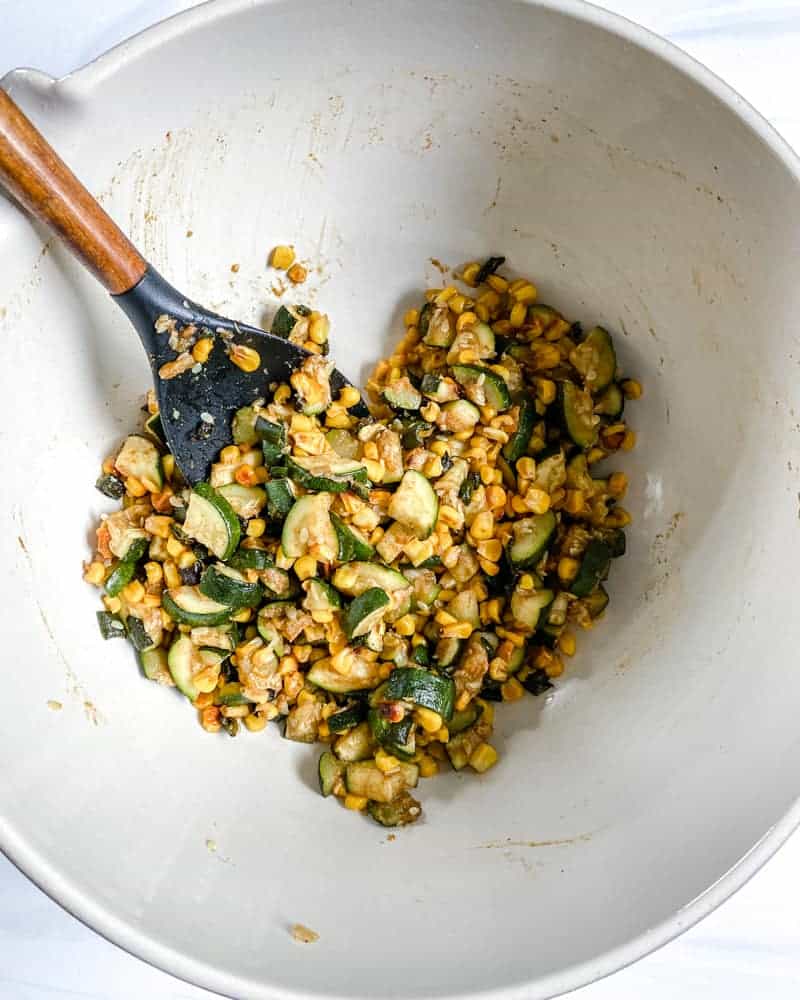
[0,88,365,482]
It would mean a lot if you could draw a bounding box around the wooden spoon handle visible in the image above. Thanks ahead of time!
[0,89,146,295]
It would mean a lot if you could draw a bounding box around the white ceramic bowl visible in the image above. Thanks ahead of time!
[2,1,800,997]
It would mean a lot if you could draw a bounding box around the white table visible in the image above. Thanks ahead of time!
[2,2,800,997]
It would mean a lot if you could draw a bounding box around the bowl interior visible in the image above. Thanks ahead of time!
[2,1,800,998]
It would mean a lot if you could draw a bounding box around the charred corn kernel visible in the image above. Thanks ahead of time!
[550,488,566,508]
[512,281,537,304]
[485,485,506,509]
[497,628,525,648]
[423,456,442,478]
[166,536,186,560]
[534,344,561,369]
[479,558,501,577]
[416,708,443,733]
[436,609,457,627]
[535,378,557,404]
[470,743,499,773]
[545,655,565,679]
[200,706,222,733]
[418,755,439,778]
[363,458,385,482]
[482,598,503,624]
[456,348,478,365]
[486,274,508,293]
[192,337,214,363]
[274,383,292,405]
[621,429,637,451]
[163,561,181,589]
[607,471,628,498]
[470,511,495,540]
[564,489,585,515]
[558,557,580,583]
[448,293,469,315]
[476,539,502,562]
[161,454,175,481]
[344,794,368,811]
[270,244,295,269]
[501,677,525,702]
[309,313,330,344]
[194,692,214,710]
[622,378,643,400]
[475,302,491,322]
[143,561,163,588]
[228,344,261,373]
[178,550,196,570]
[587,446,606,465]
[294,556,317,581]
[525,488,551,514]
[221,445,240,465]
[518,573,535,591]
[122,580,145,604]
[509,302,527,328]
[230,607,252,623]
[394,614,417,637]
[461,262,481,286]
[246,518,266,539]
[125,476,147,498]
[375,749,401,773]
[477,287,501,309]
[559,631,577,656]
[243,713,268,732]
[435,285,457,306]
[103,595,122,614]
[438,505,462,529]
[84,561,106,586]
[339,385,362,409]
[489,658,509,682]
[429,439,449,457]
[287,262,308,284]
[456,310,478,332]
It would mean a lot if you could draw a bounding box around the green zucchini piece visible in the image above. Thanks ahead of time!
[326,428,360,460]
[286,454,368,493]
[200,563,263,608]
[191,625,235,654]
[417,301,433,338]
[332,562,410,597]
[345,761,418,802]
[217,483,266,519]
[307,658,381,694]
[412,643,431,666]
[507,643,527,674]
[594,383,624,418]
[144,412,165,445]
[114,434,163,492]
[281,494,337,561]
[167,635,201,699]
[420,373,458,403]
[571,326,616,391]
[383,378,422,411]
[508,512,557,569]
[126,615,155,652]
[458,471,481,504]
[451,364,511,411]
[345,588,390,639]
[368,708,416,760]
[327,702,367,733]
[162,586,232,626]
[139,646,171,683]
[367,792,422,827]
[510,587,554,632]
[503,398,536,463]
[318,751,346,796]
[388,470,438,539]
[439,399,480,433]
[401,419,433,449]
[571,540,613,597]
[304,579,342,613]
[422,305,455,347]
[271,303,310,338]
[384,668,455,721]
[231,405,258,445]
[435,636,463,670]
[402,567,441,609]
[559,381,599,449]
[448,701,484,735]
[264,479,295,520]
[215,682,254,707]
[331,512,375,562]
[447,590,480,629]
[226,547,271,572]
[255,416,287,447]
[521,668,553,696]
[104,537,149,597]
[96,611,126,640]
[583,584,610,618]
[333,721,375,761]
[184,483,241,561]
[95,474,125,500]
[497,455,517,491]
[261,565,299,601]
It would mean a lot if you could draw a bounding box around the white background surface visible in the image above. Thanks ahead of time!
[2,1,800,997]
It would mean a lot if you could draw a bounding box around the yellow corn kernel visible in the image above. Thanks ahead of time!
[423,456,443,478]
[142,562,163,590]
[461,262,481,286]
[194,691,214,710]
[534,344,561,369]
[163,561,181,590]
[456,311,478,332]
[621,429,637,451]
[435,609,458,627]
[558,557,580,583]
[416,707,443,733]
[622,379,643,400]
[230,607,252,623]
[482,598,503,624]
[477,287,501,309]
[564,489,585,515]
[83,561,106,586]
[273,383,292,405]
[393,614,417,637]
[475,302,490,323]
[418,755,439,778]
[363,458,385,482]
[545,654,565,678]
[486,274,508,293]
[433,726,450,743]
[402,308,419,327]
[176,550,195,571]
[448,293,469,315]
[375,749,401,773]
[125,476,147,498]
[435,285,458,306]
[476,539,502,562]
[192,337,214,364]
[441,621,474,639]
[559,631,577,657]
[142,594,162,608]
[502,677,526,702]
[514,457,535,483]
[485,485,506,509]
[261,704,280,722]
[605,507,632,528]
[362,440,380,461]
[275,546,294,570]
[469,743,499,773]
[512,281,537,304]
[228,343,261,373]
[199,706,222,733]
[518,573,535,591]
[478,464,494,486]
[525,488,551,515]
[270,244,295,270]
[535,378,557,405]
[122,580,145,604]
[165,536,186,560]
[103,595,122,614]
[478,557,500,577]
[294,556,317,581]
[246,518,266,539]
[509,302,527,328]
[220,445,239,465]
[344,794,368,811]
[587,447,606,465]
[339,386,362,409]
[496,627,525,647]
[404,538,434,566]
[243,713,268,732]
[607,471,628,498]
[156,452,174,481]
[470,511,495,541]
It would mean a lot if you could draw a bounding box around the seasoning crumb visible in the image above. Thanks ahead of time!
[387,834,396,842]
[47,700,63,712]
[287,263,308,285]
[186,229,194,238]
[206,838,217,853]
[231,263,240,273]
[291,923,319,944]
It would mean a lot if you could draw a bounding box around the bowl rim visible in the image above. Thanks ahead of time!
[2,1,800,997]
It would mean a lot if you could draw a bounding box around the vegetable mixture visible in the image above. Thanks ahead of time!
[84,256,641,827]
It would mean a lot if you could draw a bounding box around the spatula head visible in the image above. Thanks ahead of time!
[115,267,366,483]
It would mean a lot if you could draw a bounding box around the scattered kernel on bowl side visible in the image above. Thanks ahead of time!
[85,256,640,828]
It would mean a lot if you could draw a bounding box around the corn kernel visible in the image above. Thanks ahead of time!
[364,458,385,482]
[339,386,362,409]
[448,293,469,315]
[161,453,175,480]
[418,755,439,778]
[479,558,500,577]
[403,308,419,327]
[622,379,643,400]
[220,445,239,465]
[200,706,222,733]
[416,707,443,733]
[230,607,252,623]
[545,655,565,678]
[509,302,527,328]
[163,561,181,590]
[470,743,499,773]
[461,262,481,286]
[485,485,506,509]
[177,550,196,570]
[166,535,186,560]
[518,573,535,591]
[375,749,401,773]
[394,614,417,637]
[475,302,490,322]
[564,489,585,515]
[243,713,268,732]
[512,281,537,304]
[192,338,214,363]
[246,518,266,539]
[294,555,317,581]
[559,631,577,657]
[525,488,551,515]
[435,609,457,627]
[501,677,525,702]
[435,285,457,306]
[125,476,147,498]
[103,595,122,614]
[534,378,557,405]
[534,344,561,369]
[621,429,637,451]
[470,511,495,541]
[558,557,580,583]
[83,561,106,586]
[344,794,368,811]
[423,456,443,478]
[476,539,502,562]
[122,580,145,604]
[270,244,295,270]
[274,383,292,405]
[486,274,508,293]
[228,343,261,373]
[456,311,478,332]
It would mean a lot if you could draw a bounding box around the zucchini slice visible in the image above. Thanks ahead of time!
[286,455,368,494]
[200,563,263,608]
[183,483,241,561]
[264,479,295,520]
[331,512,375,562]
[388,470,439,539]
[422,305,455,347]
[217,483,266,519]
[303,579,342,613]
[231,405,259,446]
[582,584,610,618]
[438,399,481,433]
[448,701,484,735]
[281,494,337,561]
[345,761,418,803]
[510,587,554,632]
[327,701,367,733]
[114,434,163,492]
[384,667,455,721]
[570,326,616,392]
[594,383,624,418]
[139,647,172,684]
[271,303,310,338]
[383,378,422,411]
[447,590,480,628]
[503,398,536,463]
[435,636,463,671]
[367,792,422,827]
[333,721,375,761]
[326,428,360,459]
[451,364,511,411]
[368,708,416,760]
[570,539,612,597]
[318,751,346,796]
[96,611,126,640]
[306,658,381,694]
[559,381,599,449]
[344,588,390,639]
[167,635,201,699]
[332,562,410,598]
[104,537,149,597]
[226,547,271,572]
[508,511,557,569]
[162,586,232,626]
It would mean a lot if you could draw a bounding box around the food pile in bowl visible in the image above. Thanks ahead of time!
[83,255,640,827]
